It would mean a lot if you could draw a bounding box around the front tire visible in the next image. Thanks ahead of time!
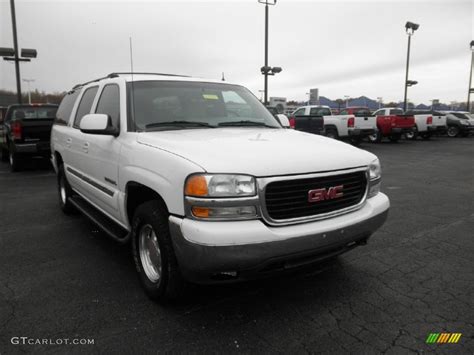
[405,127,418,140]
[447,126,459,138]
[368,130,382,143]
[131,200,186,302]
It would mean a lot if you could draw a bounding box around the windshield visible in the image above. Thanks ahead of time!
[452,112,470,119]
[127,81,281,131]
[9,106,57,120]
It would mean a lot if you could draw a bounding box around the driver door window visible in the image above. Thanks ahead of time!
[294,108,306,117]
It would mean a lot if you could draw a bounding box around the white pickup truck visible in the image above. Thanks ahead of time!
[403,109,441,140]
[51,73,389,301]
[291,105,377,145]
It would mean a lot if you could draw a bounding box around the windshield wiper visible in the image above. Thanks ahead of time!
[218,120,278,128]
[145,121,215,129]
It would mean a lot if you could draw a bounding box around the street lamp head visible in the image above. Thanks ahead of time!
[272,66,282,74]
[470,40,474,50]
[261,66,271,74]
[0,47,15,57]
[405,21,419,34]
[407,80,418,87]
[258,0,276,4]
[20,48,37,58]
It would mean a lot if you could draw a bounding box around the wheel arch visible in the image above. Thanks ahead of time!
[125,181,169,226]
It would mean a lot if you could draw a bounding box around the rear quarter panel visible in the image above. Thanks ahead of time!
[323,115,349,136]
[412,114,430,132]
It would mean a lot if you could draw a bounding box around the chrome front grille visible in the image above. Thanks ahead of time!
[259,168,368,225]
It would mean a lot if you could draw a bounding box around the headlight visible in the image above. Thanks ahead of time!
[368,159,381,198]
[185,174,256,197]
[368,159,381,180]
[184,174,259,220]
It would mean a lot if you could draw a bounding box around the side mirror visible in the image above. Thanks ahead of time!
[276,114,290,128]
[80,114,118,136]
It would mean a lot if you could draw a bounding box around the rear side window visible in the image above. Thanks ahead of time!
[55,91,80,125]
[310,107,331,116]
[95,84,120,129]
[73,86,99,128]
[389,109,403,115]
[354,109,370,117]
[339,109,348,115]
[293,108,306,116]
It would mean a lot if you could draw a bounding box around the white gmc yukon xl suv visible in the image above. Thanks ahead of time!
[51,73,389,301]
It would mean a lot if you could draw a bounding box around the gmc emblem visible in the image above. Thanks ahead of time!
[308,185,344,203]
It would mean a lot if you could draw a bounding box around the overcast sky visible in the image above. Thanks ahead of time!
[1,0,472,104]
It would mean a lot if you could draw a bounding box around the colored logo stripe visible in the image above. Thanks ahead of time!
[426,333,462,344]
[426,333,439,343]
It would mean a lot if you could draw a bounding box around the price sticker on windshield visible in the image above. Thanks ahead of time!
[203,94,219,100]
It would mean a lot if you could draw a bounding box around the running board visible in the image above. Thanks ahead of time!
[70,196,131,244]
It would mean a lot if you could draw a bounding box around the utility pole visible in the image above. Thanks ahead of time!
[264,2,269,105]
[467,41,474,112]
[403,21,419,112]
[10,0,22,104]
[258,0,280,106]
[1,0,37,104]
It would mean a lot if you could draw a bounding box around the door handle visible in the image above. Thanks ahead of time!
[82,142,90,153]
[66,138,72,148]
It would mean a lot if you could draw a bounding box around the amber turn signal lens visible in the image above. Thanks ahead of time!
[185,175,208,196]
[191,207,209,218]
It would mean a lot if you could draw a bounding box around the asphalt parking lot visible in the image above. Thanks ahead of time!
[0,136,473,354]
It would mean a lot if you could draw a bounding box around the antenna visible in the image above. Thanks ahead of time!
[129,37,137,130]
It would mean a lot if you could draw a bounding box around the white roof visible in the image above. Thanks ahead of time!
[121,73,233,85]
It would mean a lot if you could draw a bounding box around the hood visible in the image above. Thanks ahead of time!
[137,128,376,176]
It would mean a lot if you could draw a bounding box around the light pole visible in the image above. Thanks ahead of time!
[258,0,281,106]
[377,97,383,109]
[344,95,350,108]
[403,21,419,112]
[23,78,35,104]
[0,0,37,104]
[467,40,474,112]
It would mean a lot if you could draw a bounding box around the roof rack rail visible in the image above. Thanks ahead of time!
[72,72,191,90]
[107,72,191,78]
[72,74,113,90]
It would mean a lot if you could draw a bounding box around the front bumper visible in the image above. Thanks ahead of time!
[459,125,474,133]
[170,193,390,284]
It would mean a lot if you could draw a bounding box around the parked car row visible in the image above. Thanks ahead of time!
[284,105,474,144]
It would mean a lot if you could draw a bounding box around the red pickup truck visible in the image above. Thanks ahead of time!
[368,107,415,143]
